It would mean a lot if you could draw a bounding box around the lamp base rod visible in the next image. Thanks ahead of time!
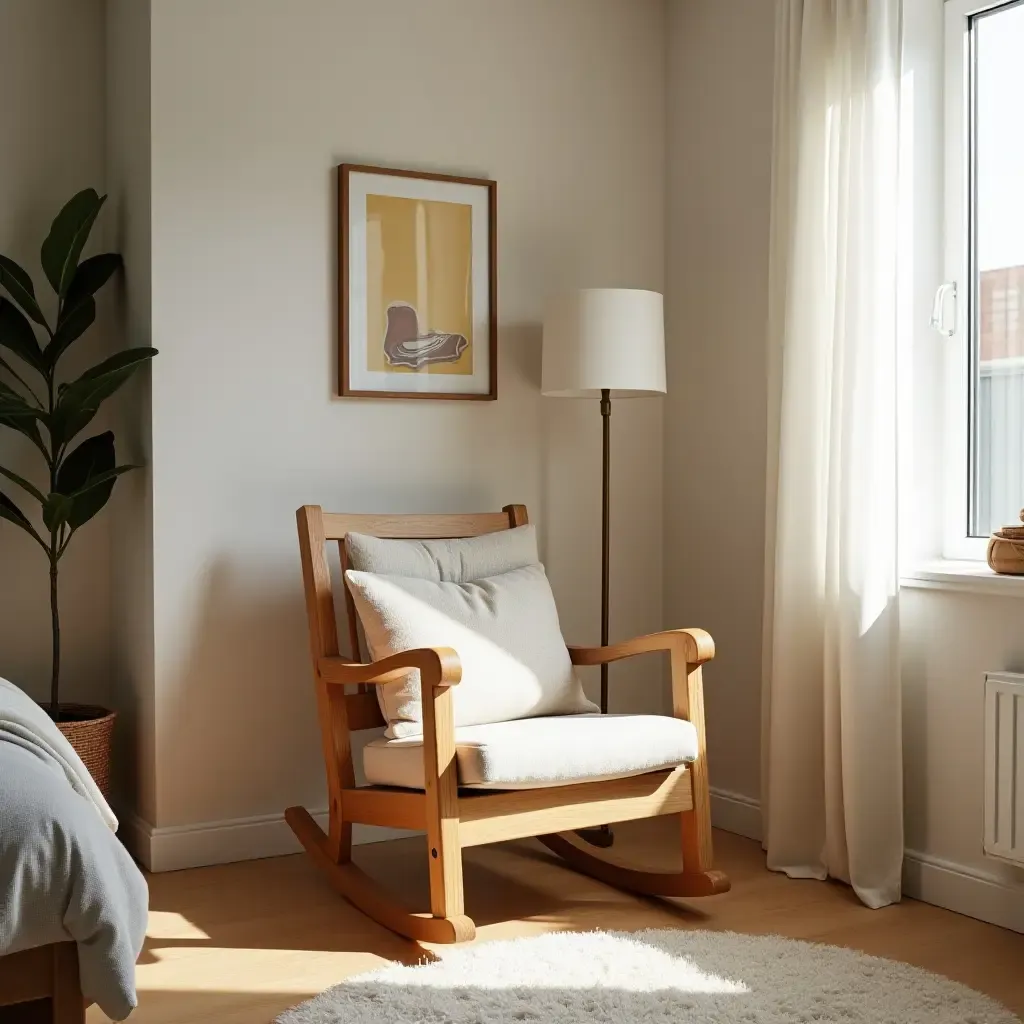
[600,387,611,715]
[578,388,615,851]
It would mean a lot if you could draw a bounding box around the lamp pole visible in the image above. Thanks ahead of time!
[600,387,611,714]
[578,388,616,849]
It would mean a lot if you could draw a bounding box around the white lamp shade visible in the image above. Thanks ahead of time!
[541,288,666,398]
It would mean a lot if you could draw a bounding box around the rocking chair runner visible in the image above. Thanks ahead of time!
[286,504,729,943]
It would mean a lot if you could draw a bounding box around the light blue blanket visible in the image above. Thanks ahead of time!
[0,679,148,1019]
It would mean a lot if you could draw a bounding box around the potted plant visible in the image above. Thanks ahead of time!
[0,189,157,795]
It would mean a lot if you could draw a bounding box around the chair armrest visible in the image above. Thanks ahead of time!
[318,649,459,821]
[572,627,717,874]
[317,648,462,688]
[568,628,714,668]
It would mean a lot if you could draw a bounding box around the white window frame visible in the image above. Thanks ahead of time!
[942,0,1022,559]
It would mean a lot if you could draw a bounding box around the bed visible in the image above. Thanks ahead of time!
[0,943,84,1023]
[0,679,148,1021]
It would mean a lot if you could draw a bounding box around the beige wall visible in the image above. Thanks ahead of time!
[143,0,668,829]
[665,0,775,804]
[0,0,111,708]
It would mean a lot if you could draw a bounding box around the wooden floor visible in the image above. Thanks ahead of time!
[88,821,1024,1023]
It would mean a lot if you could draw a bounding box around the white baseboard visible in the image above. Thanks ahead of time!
[124,808,414,873]
[127,789,764,873]
[706,789,1023,934]
[710,786,763,841]
[903,848,1024,934]
[126,788,765,874]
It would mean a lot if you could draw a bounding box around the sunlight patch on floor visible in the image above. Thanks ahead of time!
[145,911,210,941]
[137,947,385,994]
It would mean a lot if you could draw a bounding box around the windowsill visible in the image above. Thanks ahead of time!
[901,559,1024,597]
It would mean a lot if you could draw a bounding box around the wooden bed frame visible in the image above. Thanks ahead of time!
[0,944,85,1023]
[286,504,730,944]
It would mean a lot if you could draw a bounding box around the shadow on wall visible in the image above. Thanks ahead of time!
[158,555,318,827]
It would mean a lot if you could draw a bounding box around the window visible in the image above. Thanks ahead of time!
[944,0,1024,558]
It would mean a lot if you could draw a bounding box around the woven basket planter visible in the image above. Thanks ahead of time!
[54,705,116,798]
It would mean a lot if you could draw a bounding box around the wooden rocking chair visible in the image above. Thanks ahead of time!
[285,504,730,943]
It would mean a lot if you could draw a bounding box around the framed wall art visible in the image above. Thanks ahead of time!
[338,163,497,400]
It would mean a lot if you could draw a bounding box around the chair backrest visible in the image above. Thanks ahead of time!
[296,504,529,733]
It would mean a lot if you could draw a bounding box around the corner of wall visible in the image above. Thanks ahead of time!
[105,0,157,825]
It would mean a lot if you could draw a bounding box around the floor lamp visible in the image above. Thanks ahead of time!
[542,289,667,846]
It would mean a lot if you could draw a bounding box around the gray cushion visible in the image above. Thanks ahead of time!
[362,713,698,791]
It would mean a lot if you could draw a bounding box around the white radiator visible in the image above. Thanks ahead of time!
[985,672,1024,866]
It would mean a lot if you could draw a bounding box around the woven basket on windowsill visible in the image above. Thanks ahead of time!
[53,705,116,799]
[987,508,1024,576]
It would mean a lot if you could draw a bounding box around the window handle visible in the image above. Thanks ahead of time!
[930,281,957,337]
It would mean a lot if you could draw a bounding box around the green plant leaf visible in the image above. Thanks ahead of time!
[80,346,159,381]
[0,490,31,528]
[67,487,112,532]
[40,189,105,298]
[0,489,32,529]
[0,380,43,422]
[0,256,47,327]
[74,464,135,494]
[51,433,133,533]
[50,347,157,448]
[0,381,51,464]
[0,354,42,405]
[0,410,47,458]
[0,489,45,551]
[68,467,134,530]
[0,298,45,373]
[46,296,95,368]
[42,492,73,533]
[62,254,121,322]
[0,465,45,503]
[56,431,114,493]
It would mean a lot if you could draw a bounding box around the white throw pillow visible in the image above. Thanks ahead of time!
[345,563,597,738]
[345,524,538,582]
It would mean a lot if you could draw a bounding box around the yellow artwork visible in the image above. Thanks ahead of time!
[365,194,473,375]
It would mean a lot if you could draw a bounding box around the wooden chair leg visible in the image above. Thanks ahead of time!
[316,682,354,865]
[422,681,471,929]
[673,657,731,895]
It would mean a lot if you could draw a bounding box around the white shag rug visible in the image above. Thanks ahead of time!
[277,928,1020,1023]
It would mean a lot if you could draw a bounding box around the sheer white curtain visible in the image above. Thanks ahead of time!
[762,0,905,909]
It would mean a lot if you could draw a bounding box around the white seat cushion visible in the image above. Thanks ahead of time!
[362,714,698,791]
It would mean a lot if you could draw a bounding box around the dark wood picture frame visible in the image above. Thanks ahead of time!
[338,163,498,401]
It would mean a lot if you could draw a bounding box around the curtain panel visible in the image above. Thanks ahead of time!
[762,0,905,910]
